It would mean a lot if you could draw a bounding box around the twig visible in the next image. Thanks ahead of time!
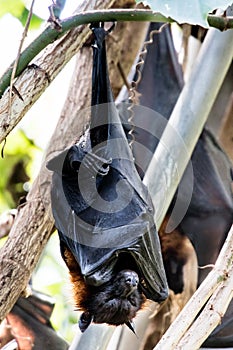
[208,14,233,31]
[117,62,131,91]
[8,0,36,122]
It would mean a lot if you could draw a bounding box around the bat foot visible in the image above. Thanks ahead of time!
[79,311,93,333]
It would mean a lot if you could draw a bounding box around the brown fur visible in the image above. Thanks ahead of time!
[159,216,193,265]
[63,247,90,311]
[159,215,195,294]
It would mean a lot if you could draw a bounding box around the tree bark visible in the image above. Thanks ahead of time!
[0,0,148,323]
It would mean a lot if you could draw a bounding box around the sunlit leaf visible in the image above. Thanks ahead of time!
[0,0,25,18]
[0,0,43,29]
[20,7,44,29]
[136,0,233,27]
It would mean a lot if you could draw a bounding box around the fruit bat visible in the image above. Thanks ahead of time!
[47,23,168,333]
[176,130,233,284]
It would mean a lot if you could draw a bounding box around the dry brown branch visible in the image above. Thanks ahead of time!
[0,0,147,323]
[154,223,233,349]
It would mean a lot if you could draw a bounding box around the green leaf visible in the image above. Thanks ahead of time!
[20,7,44,29]
[0,0,25,18]
[136,0,233,27]
[0,0,43,29]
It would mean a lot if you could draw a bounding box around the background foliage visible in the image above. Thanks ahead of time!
[137,0,233,27]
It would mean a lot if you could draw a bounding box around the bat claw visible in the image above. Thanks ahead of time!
[79,311,93,332]
[125,320,137,336]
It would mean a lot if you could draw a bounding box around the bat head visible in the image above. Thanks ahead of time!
[63,246,145,333]
[79,269,144,333]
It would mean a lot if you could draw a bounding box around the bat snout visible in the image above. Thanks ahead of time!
[127,276,138,288]
[121,270,139,289]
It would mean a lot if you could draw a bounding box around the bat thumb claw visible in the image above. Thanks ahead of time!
[125,320,137,337]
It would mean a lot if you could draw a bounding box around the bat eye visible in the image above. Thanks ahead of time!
[127,278,138,287]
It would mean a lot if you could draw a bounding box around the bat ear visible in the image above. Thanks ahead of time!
[46,150,68,173]
[125,320,137,336]
[79,311,93,333]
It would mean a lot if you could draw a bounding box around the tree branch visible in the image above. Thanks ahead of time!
[0,10,168,99]
[0,9,232,99]
[0,9,232,145]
